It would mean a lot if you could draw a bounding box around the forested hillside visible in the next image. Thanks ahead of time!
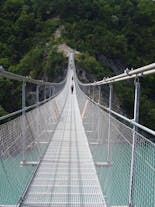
[0,0,155,129]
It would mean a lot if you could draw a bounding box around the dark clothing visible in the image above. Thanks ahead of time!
[71,85,74,94]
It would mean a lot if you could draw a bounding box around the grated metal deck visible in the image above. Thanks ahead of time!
[21,64,106,207]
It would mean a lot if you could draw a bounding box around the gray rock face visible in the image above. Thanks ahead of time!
[97,54,127,75]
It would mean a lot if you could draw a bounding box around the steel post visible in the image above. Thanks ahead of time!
[92,86,95,101]
[97,107,100,141]
[22,81,26,162]
[36,84,41,156]
[53,86,55,95]
[98,86,101,104]
[129,78,140,207]
[36,85,39,105]
[44,85,46,100]
[89,85,91,97]
[49,86,52,98]
[107,84,113,162]
[22,81,26,111]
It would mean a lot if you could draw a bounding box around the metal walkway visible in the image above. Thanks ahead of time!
[0,54,155,207]
[21,60,106,206]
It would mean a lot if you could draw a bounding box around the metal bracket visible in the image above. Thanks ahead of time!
[20,161,39,167]
[95,162,112,167]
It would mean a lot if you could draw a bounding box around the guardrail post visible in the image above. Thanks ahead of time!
[49,86,52,98]
[129,78,140,207]
[98,86,101,104]
[53,86,55,96]
[44,85,46,101]
[89,85,91,97]
[107,84,113,162]
[22,81,26,162]
[36,84,41,156]
[92,85,95,101]
[36,85,39,105]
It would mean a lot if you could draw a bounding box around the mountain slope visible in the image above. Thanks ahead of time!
[0,0,155,130]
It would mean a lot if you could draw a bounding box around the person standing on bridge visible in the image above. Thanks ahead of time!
[71,84,74,94]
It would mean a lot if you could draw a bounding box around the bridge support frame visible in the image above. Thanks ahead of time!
[107,84,113,162]
[53,86,55,97]
[98,86,101,104]
[92,85,95,101]
[89,85,91,97]
[36,84,41,154]
[129,78,140,207]
[36,85,40,105]
[49,86,52,98]
[22,81,26,162]
[44,85,46,101]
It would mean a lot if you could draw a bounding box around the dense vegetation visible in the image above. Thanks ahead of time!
[0,0,68,113]
[0,0,155,129]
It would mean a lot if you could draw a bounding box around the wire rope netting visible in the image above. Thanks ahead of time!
[77,82,155,207]
[0,80,68,205]
[132,132,155,207]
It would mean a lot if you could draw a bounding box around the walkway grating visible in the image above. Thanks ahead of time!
[21,66,106,206]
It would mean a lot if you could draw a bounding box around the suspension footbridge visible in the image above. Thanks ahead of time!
[0,53,155,207]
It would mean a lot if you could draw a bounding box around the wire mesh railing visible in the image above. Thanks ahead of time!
[76,84,131,206]
[76,62,155,207]
[132,132,155,207]
[0,65,67,123]
[0,54,155,207]
[0,69,68,205]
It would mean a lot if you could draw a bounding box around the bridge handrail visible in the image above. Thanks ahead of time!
[0,65,67,122]
[0,94,58,122]
[78,62,155,86]
[76,64,155,207]
[100,103,155,137]
[76,62,155,136]
[77,80,155,137]
[0,65,66,86]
